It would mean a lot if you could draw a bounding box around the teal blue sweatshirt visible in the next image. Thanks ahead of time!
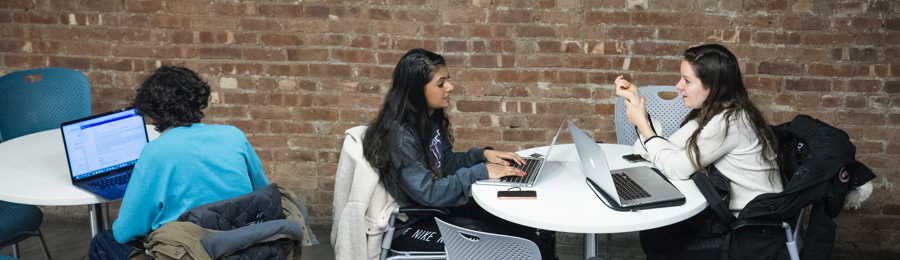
[112,123,269,243]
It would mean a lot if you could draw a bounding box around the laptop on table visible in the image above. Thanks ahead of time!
[61,107,148,200]
[567,120,685,211]
[474,119,567,187]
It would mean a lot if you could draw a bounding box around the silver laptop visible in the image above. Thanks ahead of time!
[568,120,685,210]
[475,119,566,187]
[61,107,148,200]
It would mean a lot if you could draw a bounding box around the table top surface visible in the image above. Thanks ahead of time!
[472,143,707,234]
[0,125,159,205]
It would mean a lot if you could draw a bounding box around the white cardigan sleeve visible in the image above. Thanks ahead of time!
[645,112,742,180]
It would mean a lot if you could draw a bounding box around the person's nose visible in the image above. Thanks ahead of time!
[445,82,454,92]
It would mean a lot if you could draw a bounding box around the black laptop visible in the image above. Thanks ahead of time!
[61,108,148,200]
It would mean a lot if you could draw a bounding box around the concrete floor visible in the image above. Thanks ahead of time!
[0,217,646,260]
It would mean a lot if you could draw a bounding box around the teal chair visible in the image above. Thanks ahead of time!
[0,67,91,141]
[0,67,91,260]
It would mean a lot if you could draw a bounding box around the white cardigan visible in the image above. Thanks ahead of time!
[331,126,404,260]
[642,111,783,213]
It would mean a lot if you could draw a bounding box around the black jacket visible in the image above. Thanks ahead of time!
[690,115,876,260]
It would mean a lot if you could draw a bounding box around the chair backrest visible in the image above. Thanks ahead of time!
[435,217,540,260]
[0,68,91,141]
[614,86,692,144]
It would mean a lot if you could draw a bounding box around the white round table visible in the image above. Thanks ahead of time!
[0,125,160,235]
[471,143,707,258]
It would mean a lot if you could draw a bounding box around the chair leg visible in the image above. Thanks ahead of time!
[37,228,52,260]
[12,243,19,258]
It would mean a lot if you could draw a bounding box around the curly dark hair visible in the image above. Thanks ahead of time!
[132,66,210,132]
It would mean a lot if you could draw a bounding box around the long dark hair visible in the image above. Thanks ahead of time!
[363,49,451,193]
[681,44,778,179]
[133,66,210,132]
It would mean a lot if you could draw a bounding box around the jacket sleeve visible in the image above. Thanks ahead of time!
[439,133,488,177]
[394,129,488,208]
[242,135,269,190]
[112,152,160,243]
[645,113,742,180]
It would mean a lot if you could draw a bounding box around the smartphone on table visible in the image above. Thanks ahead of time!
[497,190,537,200]
[622,154,649,163]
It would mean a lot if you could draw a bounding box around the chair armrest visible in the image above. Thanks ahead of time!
[394,206,449,215]
[730,219,788,230]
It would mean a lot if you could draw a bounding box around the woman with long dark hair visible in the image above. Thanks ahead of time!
[617,44,782,257]
[363,48,555,258]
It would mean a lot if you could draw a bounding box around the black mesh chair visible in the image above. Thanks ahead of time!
[0,201,51,260]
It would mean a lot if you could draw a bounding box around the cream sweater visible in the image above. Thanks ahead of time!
[331,126,403,260]
[643,110,783,213]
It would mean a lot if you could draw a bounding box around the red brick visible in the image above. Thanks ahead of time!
[494,70,540,83]
[259,5,304,17]
[682,14,730,28]
[215,3,258,16]
[808,63,856,77]
[414,24,457,37]
[332,49,376,63]
[456,101,500,113]
[192,17,237,30]
[287,48,328,62]
[848,48,877,61]
[658,28,706,42]
[844,96,866,108]
[198,47,242,59]
[753,31,801,45]
[249,106,293,120]
[266,64,308,76]
[743,76,781,91]
[48,56,90,70]
[566,56,612,70]
[758,61,803,76]
[835,80,881,92]
[12,10,57,24]
[65,42,110,56]
[297,108,339,121]
[887,19,900,31]
[0,0,34,9]
[607,27,654,40]
[396,9,439,23]
[632,42,681,56]
[488,40,516,53]
[886,81,900,93]
[782,16,830,30]
[239,18,281,31]
[632,12,681,27]
[559,71,587,84]
[81,0,123,12]
[821,94,841,107]
[837,112,886,125]
[516,26,556,38]
[502,129,547,142]
[111,45,154,58]
[125,0,166,13]
[584,0,627,8]
[310,65,351,77]
[733,15,781,29]
[92,59,136,72]
[802,32,844,45]
[305,6,330,19]
[148,15,190,28]
[393,39,438,52]
[3,54,45,68]
[784,78,831,92]
[585,11,629,25]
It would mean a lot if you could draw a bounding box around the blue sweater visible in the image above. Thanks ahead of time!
[112,123,269,243]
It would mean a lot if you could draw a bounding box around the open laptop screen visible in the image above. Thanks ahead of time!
[62,108,147,180]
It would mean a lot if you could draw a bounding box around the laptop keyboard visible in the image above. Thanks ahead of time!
[87,172,131,191]
[613,173,651,200]
[499,158,543,183]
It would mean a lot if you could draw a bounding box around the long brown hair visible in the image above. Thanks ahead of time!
[680,44,778,180]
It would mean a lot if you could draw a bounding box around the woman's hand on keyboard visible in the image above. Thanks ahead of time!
[486,163,526,179]
[484,149,525,166]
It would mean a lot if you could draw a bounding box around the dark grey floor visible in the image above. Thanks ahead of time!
[0,217,647,260]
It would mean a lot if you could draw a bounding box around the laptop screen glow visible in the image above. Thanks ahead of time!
[62,109,146,180]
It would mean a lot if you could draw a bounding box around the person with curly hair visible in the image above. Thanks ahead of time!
[88,66,270,259]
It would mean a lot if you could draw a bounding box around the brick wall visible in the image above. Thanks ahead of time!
[1,0,898,258]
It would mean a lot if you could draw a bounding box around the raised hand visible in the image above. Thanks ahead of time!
[615,75,639,104]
